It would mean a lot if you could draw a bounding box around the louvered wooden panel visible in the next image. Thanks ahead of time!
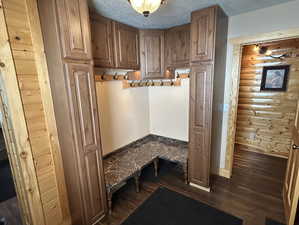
[236,39,299,157]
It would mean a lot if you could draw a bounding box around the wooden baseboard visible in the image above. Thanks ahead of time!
[218,168,231,179]
[190,183,211,192]
[236,143,289,159]
[212,168,231,179]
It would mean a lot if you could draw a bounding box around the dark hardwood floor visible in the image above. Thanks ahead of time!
[0,197,22,225]
[100,147,290,225]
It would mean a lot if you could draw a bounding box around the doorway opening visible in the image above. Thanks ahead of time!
[0,127,22,225]
[224,31,299,225]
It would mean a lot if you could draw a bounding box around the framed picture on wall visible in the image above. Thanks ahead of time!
[260,65,290,91]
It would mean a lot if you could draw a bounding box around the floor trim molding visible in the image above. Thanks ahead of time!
[190,183,211,192]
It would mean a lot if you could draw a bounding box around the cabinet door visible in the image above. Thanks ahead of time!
[167,24,190,68]
[65,63,107,224]
[190,7,215,62]
[188,64,213,189]
[91,16,115,68]
[140,30,165,79]
[114,22,140,69]
[56,0,92,60]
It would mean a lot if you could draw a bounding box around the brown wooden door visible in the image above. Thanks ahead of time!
[167,24,190,68]
[114,22,140,69]
[190,7,215,62]
[56,0,92,60]
[283,100,299,225]
[140,29,165,79]
[91,15,115,68]
[65,63,107,224]
[188,64,213,189]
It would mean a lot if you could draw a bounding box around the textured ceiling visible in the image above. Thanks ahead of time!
[89,0,294,29]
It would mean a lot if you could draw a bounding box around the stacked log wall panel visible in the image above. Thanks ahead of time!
[2,0,69,224]
[236,39,299,157]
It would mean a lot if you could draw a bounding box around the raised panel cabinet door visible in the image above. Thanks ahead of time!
[170,24,191,68]
[91,15,115,68]
[56,0,92,60]
[188,64,213,188]
[114,22,140,69]
[65,63,107,224]
[140,29,165,79]
[191,6,216,62]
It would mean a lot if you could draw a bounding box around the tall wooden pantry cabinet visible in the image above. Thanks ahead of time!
[38,0,107,224]
[188,6,228,190]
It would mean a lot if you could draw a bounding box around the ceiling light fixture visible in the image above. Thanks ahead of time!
[128,0,165,17]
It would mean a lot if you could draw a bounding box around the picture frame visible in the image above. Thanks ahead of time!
[260,65,290,91]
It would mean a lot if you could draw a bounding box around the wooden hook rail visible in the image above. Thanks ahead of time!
[95,72,190,83]
[95,73,129,82]
[95,72,190,88]
[122,79,182,89]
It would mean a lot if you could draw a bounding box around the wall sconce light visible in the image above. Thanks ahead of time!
[254,44,289,60]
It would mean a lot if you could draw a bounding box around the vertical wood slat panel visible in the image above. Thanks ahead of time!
[236,39,299,157]
[1,0,71,224]
[0,0,45,224]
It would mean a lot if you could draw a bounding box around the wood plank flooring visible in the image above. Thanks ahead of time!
[0,197,22,225]
[100,148,291,225]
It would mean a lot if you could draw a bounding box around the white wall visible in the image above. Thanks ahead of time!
[148,78,189,142]
[96,81,150,156]
[220,0,299,168]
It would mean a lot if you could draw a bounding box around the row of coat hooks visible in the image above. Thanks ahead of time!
[95,72,190,89]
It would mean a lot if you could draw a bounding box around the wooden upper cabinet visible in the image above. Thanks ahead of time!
[140,29,165,79]
[114,22,140,70]
[90,14,140,70]
[165,24,190,69]
[190,6,216,62]
[56,0,92,60]
[91,15,115,68]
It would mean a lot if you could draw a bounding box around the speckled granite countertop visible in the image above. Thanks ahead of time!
[103,135,188,192]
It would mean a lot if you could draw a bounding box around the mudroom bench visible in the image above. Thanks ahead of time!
[103,135,188,214]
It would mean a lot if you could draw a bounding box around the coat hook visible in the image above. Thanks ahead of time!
[176,73,180,79]
[151,80,155,86]
[146,80,150,86]
[170,80,174,86]
[160,80,164,86]
[187,73,190,78]
[124,74,129,80]
[138,80,143,87]
[101,73,106,81]
[113,73,118,80]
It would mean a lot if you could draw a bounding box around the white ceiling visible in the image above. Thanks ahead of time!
[89,0,294,29]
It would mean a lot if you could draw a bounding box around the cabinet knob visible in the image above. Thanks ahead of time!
[0,62,5,68]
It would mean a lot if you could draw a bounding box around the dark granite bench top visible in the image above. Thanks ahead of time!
[103,135,188,193]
